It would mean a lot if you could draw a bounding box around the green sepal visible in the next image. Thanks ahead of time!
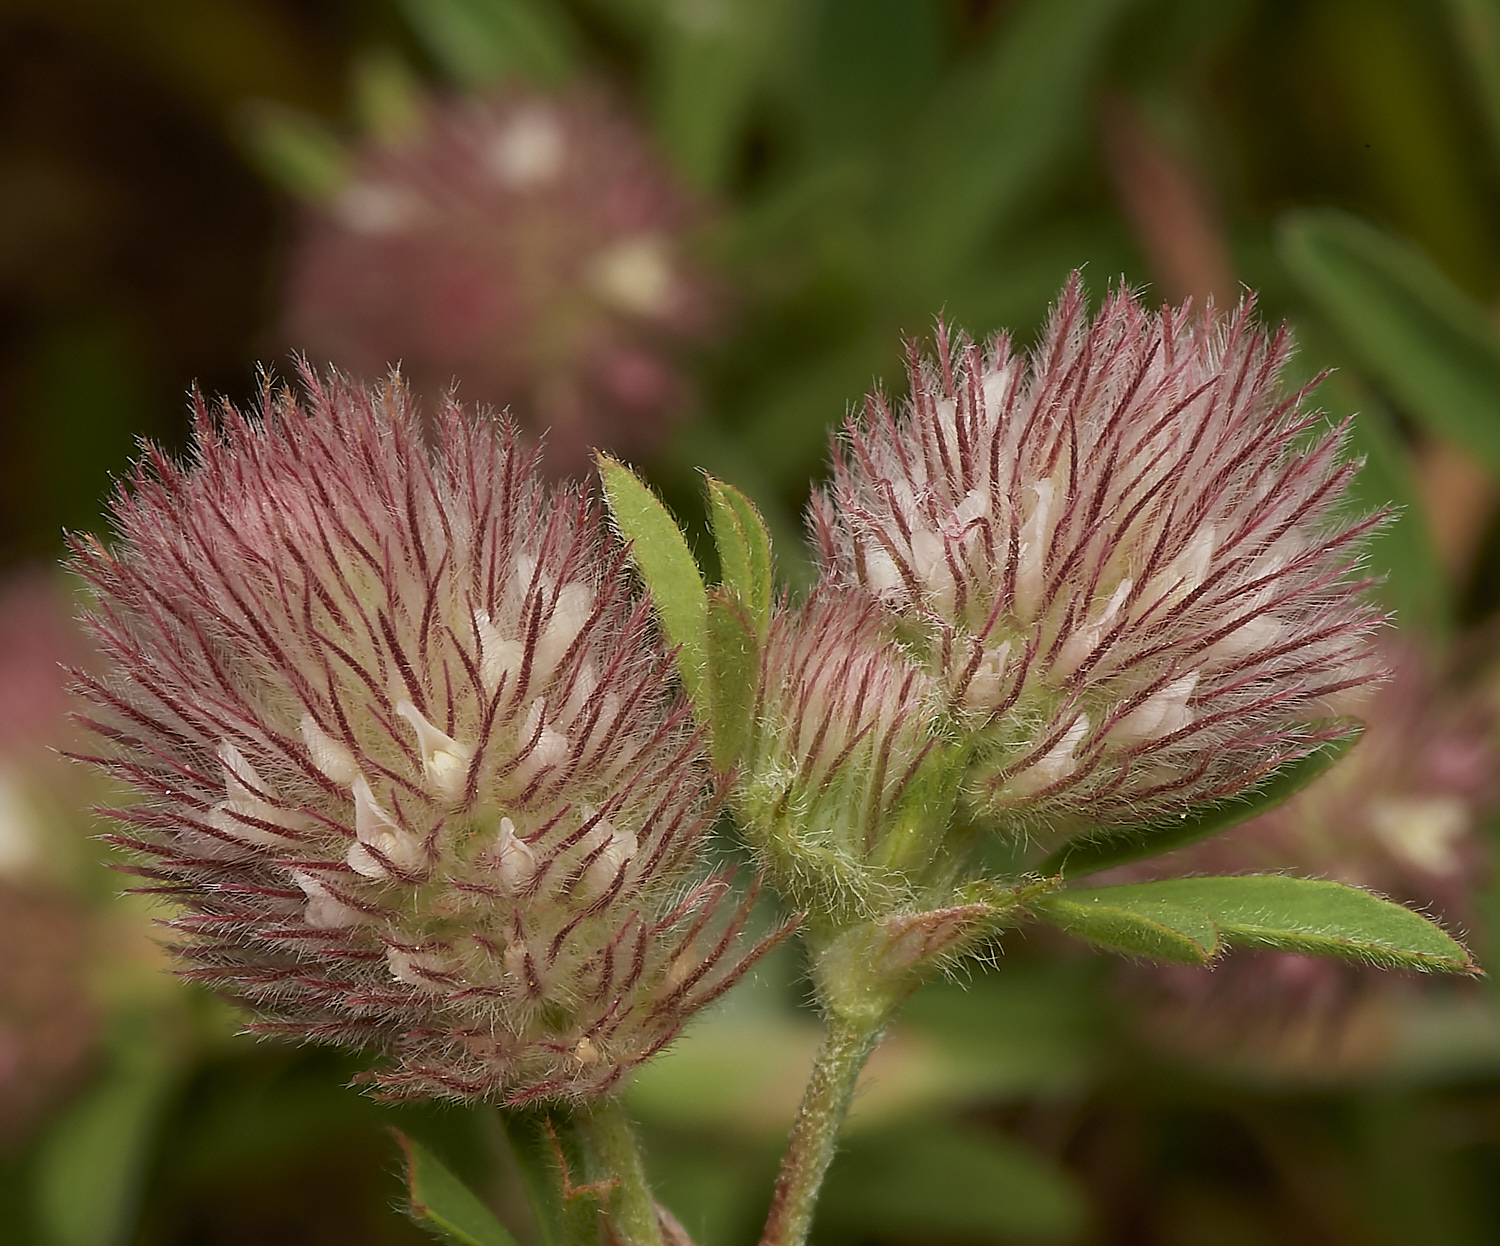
[705,475,774,639]
[1039,728,1361,879]
[1032,875,1476,973]
[393,1131,520,1246]
[1279,209,1500,478]
[598,455,709,710]
[706,589,759,773]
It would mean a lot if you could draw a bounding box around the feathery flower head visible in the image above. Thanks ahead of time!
[812,278,1384,839]
[70,372,771,1103]
[281,85,718,473]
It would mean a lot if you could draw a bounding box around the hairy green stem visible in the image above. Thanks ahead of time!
[577,1097,666,1246]
[758,1012,887,1246]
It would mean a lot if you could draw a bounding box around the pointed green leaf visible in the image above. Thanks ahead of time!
[1041,729,1362,879]
[1030,892,1220,964]
[598,455,708,707]
[397,0,575,88]
[706,476,774,637]
[1120,875,1475,973]
[1279,210,1500,478]
[706,591,758,772]
[1038,876,1475,974]
[395,1131,519,1246]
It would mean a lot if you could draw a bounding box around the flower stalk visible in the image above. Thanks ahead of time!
[759,1009,888,1246]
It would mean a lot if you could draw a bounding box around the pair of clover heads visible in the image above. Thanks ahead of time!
[73,279,1475,1246]
[602,280,1477,1243]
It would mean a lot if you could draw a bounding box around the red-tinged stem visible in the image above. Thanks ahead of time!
[758,1012,887,1246]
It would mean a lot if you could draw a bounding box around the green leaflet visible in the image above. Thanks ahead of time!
[603,463,772,772]
[1040,730,1361,880]
[394,1132,520,1246]
[598,455,709,710]
[1279,209,1500,478]
[1031,893,1221,964]
[646,0,791,188]
[706,591,759,773]
[1032,875,1475,973]
[706,476,774,639]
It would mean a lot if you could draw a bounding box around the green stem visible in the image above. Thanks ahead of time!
[758,1011,887,1246]
[577,1097,666,1246]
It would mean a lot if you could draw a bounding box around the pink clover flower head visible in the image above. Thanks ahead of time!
[69,371,771,1103]
[811,277,1385,838]
[281,85,718,473]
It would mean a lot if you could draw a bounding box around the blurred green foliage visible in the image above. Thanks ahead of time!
[8,0,1500,1243]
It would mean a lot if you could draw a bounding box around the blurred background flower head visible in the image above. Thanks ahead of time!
[280,83,720,474]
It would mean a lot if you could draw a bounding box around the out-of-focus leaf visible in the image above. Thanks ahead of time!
[887,0,1130,284]
[395,1131,519,1246]
[1318,366,1449,631]
[32,1014,178,1246]
[819,1124,1087,1242]
[647,0,792,188]
[397,0,575,88]
[1040,730,1361,879]
[1445,0,1500,163]
[793,0,943,154]
[598,455,708,706]
[1038,876,1475,973]
[238,100,348,197]
[1279,210,1500,478]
